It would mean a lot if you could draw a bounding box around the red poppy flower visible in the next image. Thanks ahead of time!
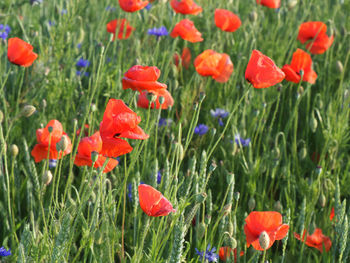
[219,247,244,262]
[170,19,203,43]
[245,50,285,89]
[118,0,149,12]
[214,9,241,33]
[194,49,233,83]
[174,47,191,69]
[138,184,175,217]
[282,49,317,84]
[244,211,289,251]
[7,37,38,67]
[106,19,135,41]
[31,120,72,163]
[294,229,332,253]
[297,22,334,54]
[122,65,167,93]
[330,207,335,221]
[256,0,280,8]
[170,0,202,15]
[137,89,174,110]
[74,132,118,173]
[99,99,149,157]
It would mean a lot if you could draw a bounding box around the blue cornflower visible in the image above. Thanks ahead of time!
[127,183,132,202]
[48,20,55,27]
[49,159,57,169]
[0,24,11,40]
[105,6,116,11]
[158,118,173,127]
[194,124,209,136]
[145,3,152,10]
[147,26,168,37]
[234,134,251,147]
[76,70,89,77]
[61,9,67,15]
[77,43,82,49]
[0,247,11,257]
[76,58,90,68]
[210,108,229,126]
[157,171,162,184]
[195,244,219,262]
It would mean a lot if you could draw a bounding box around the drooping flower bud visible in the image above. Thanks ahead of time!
[249,11,258,22]
[336,60,343,74]
[21,105,36,117]
[42,170,53,185]
[10,144,19,157]
[56,136,69,152]
[248,197,256,212]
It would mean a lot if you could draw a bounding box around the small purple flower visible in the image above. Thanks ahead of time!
[194,124,209,136]
[158,118,173,127]
[234,134,251,147]
[76,58,90,68]
[76,70,89,77]
[147,26,168,37]
[0,247,11,257]
[157,171,162,184]
[77,43,82,49]
[195,244,219,262]
[48,20,55,27]
[210,108,229,126]
[61,9,67,15]
[49,159,57,169]
[0,24,10,40]
[105,6,116,11]
[145,3,152,10]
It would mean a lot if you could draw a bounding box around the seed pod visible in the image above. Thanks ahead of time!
[91,151,99,163]
[21,105,36,117]
[259,231,270,250]
[274,200,283,213]
[196,222,206,240]
[10,144,19,157]
[299,146,307,160]
[248,197,256,212]
[158,96,165,105]
[42,170,53,185]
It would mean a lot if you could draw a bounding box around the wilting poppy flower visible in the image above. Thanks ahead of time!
[297,22,334,54]
[118,0,149,12]
[74,132,118,173]
[31,120,72,163]
[244,211,289,251]
[330,207,335,221]
[122,65,167,93]
[137,89,174,110]
[170,0,202,15]
[107,19,135,40]
[174,47,191,69]
[219,247,244,262]
[99,99,149,157]
[282,49,317,84]
[7,37,38,67]
[245,50,285,89]
[138,184,175,217]
[194,49,233,83]
[294,228,332,253]
[170,19,203,43]
[214,9,241,33]
[256,0,280,8]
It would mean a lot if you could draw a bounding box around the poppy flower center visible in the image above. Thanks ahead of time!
[113,133,121,138]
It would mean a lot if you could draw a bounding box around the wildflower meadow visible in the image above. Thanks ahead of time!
[1,0,350,262]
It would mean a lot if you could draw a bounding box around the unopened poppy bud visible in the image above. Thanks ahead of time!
[336,61,343,74]
[91,104,97,112]
[0,110,3,123]
[195,192,207,203]
[42,99,47,108]
[21,105,36,117]
[249,11,258,22]
[310,114,318,133]
[248,197,256,212]
[224,236,237,249]
[227,221,234,236]
[94,230,103,245]
[209,161,217,173]
[10,144,19,157]
[299,146,307,160]
[319,193,326,207]
[234,192,240,201]
[56,136,69,152]
[176,142,184,160]
[274,200,283,212]
[199,92,206,102]
[272,147,280,159]
[223,204,232,216]
[298,85,304,95]
[196,222,206,240]
[91,151,99,163]
[158,96,165,105]
[287,0,298,9]
[259,231,270,250]
[42,170,53,185]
